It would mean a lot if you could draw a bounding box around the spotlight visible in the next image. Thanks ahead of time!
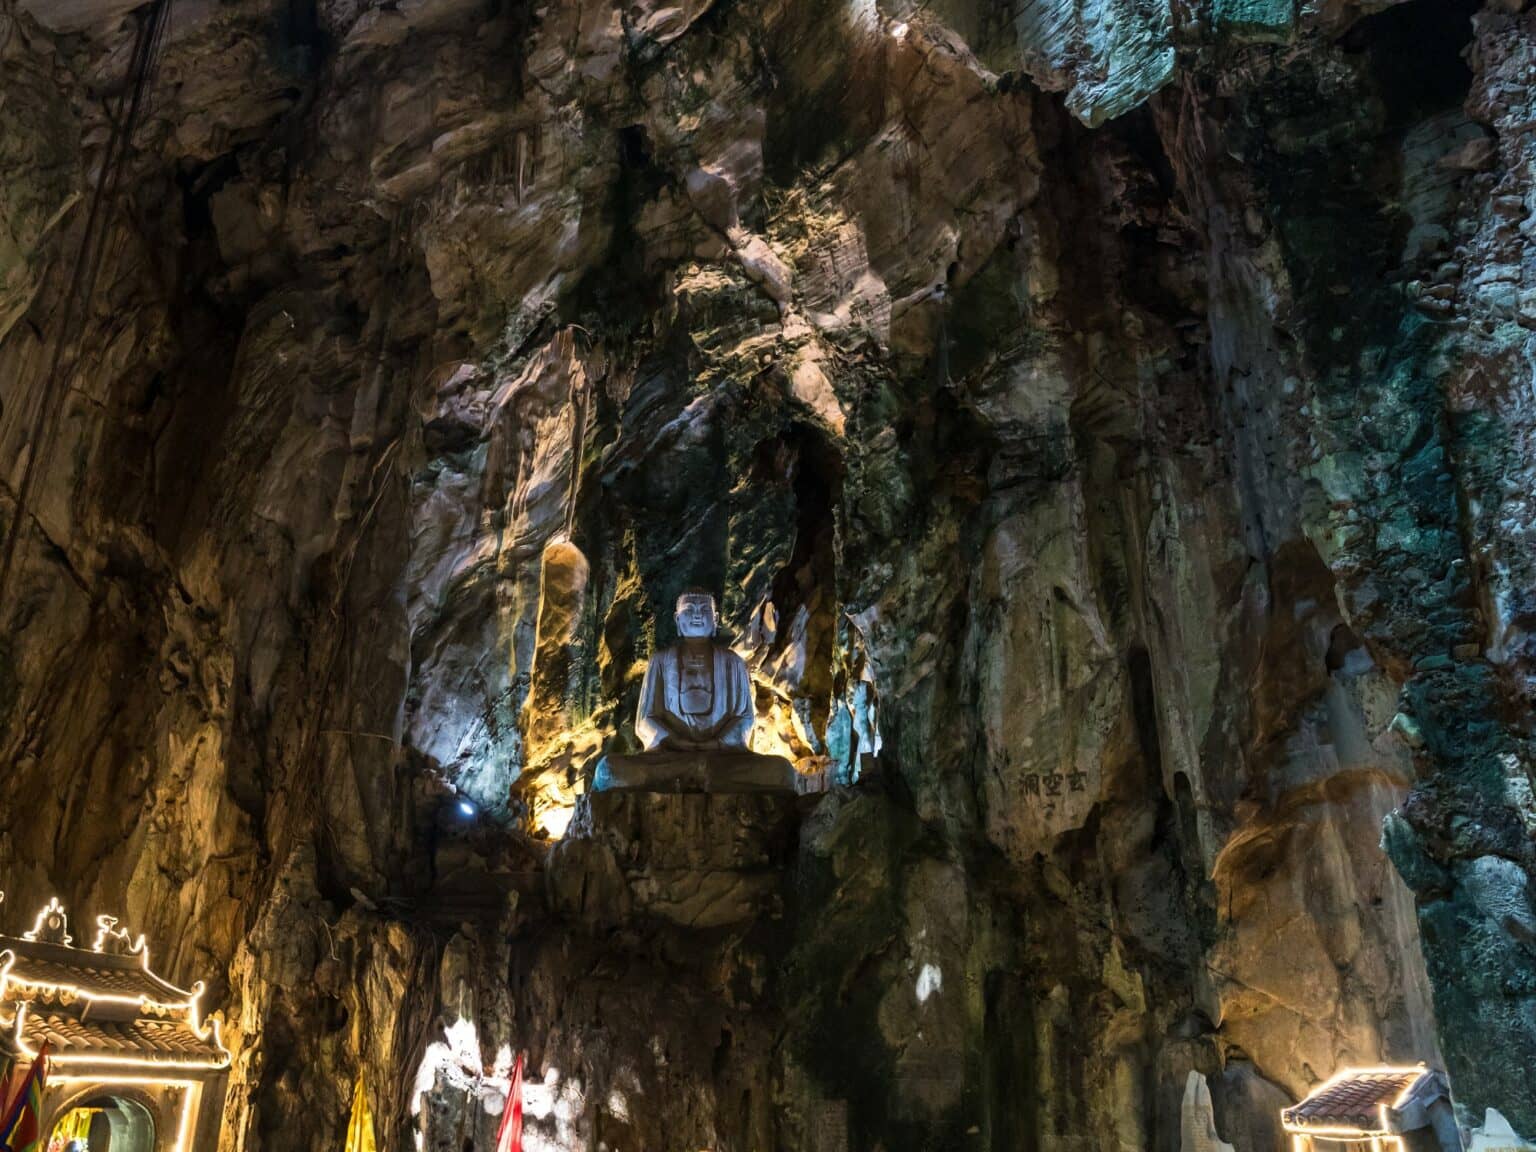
[457,799,476,818]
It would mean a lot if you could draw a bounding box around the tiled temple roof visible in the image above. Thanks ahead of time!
[0,936,196,1007]
[0,896,228,1071]
[1282,1069,1434,1135]
[7,1009,228,1065]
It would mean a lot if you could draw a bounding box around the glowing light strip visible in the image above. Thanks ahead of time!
[12,898,201,1003]
[91,916,147,958]
[1279,1066,1430,1137]
[177,1080,199,1152]
[23,899,72,945]
[48,1074,205,1084]
[1391,1074,1424,1110]
[37,1052,229,1071]
[130,944,201,1004]
[1283,1123,1397,1138]
[3,978,193,1015]
[2,900,216,1027]
[0,947,16,1024]
[11,1003,230,1069]
[48,1075,203,1152]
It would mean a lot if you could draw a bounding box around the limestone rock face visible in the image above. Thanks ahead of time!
[2,0,1535,1147]
[550,791,799,929]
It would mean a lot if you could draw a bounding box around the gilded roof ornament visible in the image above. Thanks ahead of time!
[22,897,71,946]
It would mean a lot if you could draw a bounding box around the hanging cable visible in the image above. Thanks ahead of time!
[0,0,171,608]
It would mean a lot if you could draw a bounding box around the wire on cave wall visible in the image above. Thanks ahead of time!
[0,0,172,610]
[281,214,413,878]
[561,327,590,543]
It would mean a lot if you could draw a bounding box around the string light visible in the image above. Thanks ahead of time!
[6,900,215,1016]
[91,915,147,957]
[9,1002,229,1069]
[22,898,73,946]
[1280,1065,1430,1145]
[0,896,228,1152]
[0,962,224,1051]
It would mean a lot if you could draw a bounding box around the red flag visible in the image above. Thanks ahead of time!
[0,1054,14,1122]
[494,1052,523,1152]
[0,1041,48,1152]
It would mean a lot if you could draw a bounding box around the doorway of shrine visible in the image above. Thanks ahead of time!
[46,1093,157,1152]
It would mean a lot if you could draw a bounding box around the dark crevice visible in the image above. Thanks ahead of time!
[1128,645,1163,780]
[767,423,843,737]
[569,124,673,334]
[1342,0,1476,128]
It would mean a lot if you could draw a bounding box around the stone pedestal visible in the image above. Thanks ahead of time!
[595,749,797,793]
[548,790,801,929]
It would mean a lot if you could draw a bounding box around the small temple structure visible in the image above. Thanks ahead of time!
[0,893,229,1152]
[1281,1066,1458,1152]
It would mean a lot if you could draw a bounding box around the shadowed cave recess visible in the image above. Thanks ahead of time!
[2,0,1536,1147]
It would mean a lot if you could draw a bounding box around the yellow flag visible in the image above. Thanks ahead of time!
[51,1105,95,1143]
[345,1077,377,1152]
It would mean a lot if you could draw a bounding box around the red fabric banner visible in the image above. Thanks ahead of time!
[0,1041,49,1152]
[494,1052,524,1152]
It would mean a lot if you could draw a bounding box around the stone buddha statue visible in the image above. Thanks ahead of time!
[596,589,795,793]
[635,590,755,752]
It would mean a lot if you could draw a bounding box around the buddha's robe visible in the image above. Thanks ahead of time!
[635,644,755,751]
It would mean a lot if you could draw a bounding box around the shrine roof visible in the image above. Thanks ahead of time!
[1281,1068,1440,1135]
[1,1007,228,1068]
[0,894,230,1072]
[0,936,197,1007]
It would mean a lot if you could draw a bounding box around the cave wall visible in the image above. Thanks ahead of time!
[1,0,1534,1147]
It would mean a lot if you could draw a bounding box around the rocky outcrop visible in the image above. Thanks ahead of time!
[1,0,1533,1148]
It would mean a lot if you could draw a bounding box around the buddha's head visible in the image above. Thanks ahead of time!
[675,589,719,639]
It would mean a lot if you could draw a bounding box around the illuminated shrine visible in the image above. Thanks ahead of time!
[0,895,230,1152]
[1281,1067,1458,1152]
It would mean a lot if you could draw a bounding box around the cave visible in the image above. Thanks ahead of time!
[2,0,1535,1148]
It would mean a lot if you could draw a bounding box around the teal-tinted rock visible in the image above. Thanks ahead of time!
[1069,38,1176,128]
[1214,0,1295,40]
[1309,451,1365,502]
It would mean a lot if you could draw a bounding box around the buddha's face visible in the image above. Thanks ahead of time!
[675,593,718,639]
